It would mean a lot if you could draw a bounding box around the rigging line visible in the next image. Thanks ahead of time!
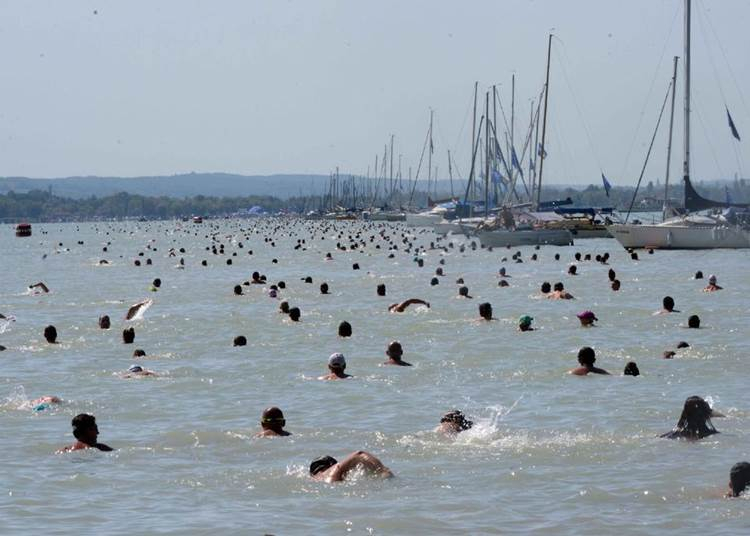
[625,80,673,222]
[694,3,729,107]
[450,88,475,163]
[692,88,726,179]
[697,0,750,120]
[619,2,681,184]
[553,35,604,172]
[407,117,432,206]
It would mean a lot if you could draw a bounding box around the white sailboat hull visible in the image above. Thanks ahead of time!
[405,213,443,227]
[608,223,750,249]
[477,229,573,248]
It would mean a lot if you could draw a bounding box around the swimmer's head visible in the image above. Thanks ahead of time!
[260,406,286,430]
[623,361,640,376]
[577,346,596,367]
[310,455,338,476]
[376,284,386,296]
[498,280,509,288]
[730,462,750,497]
[663,296,675,311]
[279,301,290,314]
[320,282,329,294]
[458,286,469,297]
[98,315,111,329]
[233,335,247,347]
[128,364,144,373]
[568,265,577,275]
[577,310,598,326]
[233,285,243,295]
[386,341,403,361]
[694,270,703,279]
[44,325,57,344]
[71,413,99,444]
[676,396,715,434]
[152,278,161,288]
[133,349,146,357]
[478,302,493,320]
[687,314,700,329]
[440,410,473,431]
[553,282,564,292]
[708,274,717,284]
[328,352,346,371]
[611,279,621,291]
[430,277,439,286]
[541,282,551,294]
[518,315,533,331]
[122,327,135,344]
[676,341,690,349]
[288,307,301,322]
[338,321,352,338]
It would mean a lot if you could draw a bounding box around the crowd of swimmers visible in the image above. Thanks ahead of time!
[2,221,745,495]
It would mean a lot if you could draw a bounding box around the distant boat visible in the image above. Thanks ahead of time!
[608,0,750,249]
[192,216,203,224]
[477,227,573,247]
[15,223,32,237]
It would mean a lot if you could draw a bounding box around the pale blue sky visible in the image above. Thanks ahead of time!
[0,0,747,185]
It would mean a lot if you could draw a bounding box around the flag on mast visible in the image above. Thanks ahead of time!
[727,107,741,141]
[601,173,612,197]
[511,148,523,178]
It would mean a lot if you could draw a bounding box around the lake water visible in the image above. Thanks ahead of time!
[0,219,748,535]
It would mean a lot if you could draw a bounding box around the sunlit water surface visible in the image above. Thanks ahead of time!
[0,219,748,535]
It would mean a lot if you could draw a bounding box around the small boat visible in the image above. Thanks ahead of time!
[192,216,203,224]
[15,223,32,237]
[477,227,573,247]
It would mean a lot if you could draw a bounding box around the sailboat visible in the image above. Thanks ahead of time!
[608,0,750,249]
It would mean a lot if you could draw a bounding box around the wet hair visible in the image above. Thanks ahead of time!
[553,282,564,292]
[440,410,473,431]
[430,277,439,286]
[289,307,301,322]
[577,346,596,367]
[310,455,338,476]
[44,325,57,343]
[611,279,621,291]
[458,286,469,296]
[122,327,135,344]
[478,302,492,320]
[233,335,247,346]
[376,283,386,296]
[304,276,313,284]
[688,315,700,328]
[663,396,717,440]
[72,413,97,442]
[98,315,111,329]
[730,462,750,497]
[608,269,616,282]
[623,361,640,376]
[279,301,290,314]
[133,349,146,357]
[320,282,329,294]
[662,296,674,311]
[152,278,161,288]
[554,253,560,260]
[233,285,243,295]
[568,265,577,275]
[338,321,352,338]
[676,341,690,349]
[694,271,703,279]
[498,280,509,288]
[540,282,551,293]
[277,281,286,289]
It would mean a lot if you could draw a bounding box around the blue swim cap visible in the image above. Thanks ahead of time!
[128,364,143,373]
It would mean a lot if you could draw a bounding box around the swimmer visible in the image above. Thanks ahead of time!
[254,407,291,437]
[687,314,700,329]
[655,296,679,315]
[122,327,135,344]
[309,451,393,482]
[611,279,621,291]
[28,282,49,294]
[233,335,247,346]
[518,315,534,332]
[548,282,574,300]
[288,307,301,322]
[44,325,58,344]
[319,353,351,380]
[58,413,113,452]
[703,274,722,292]
[569,346,610,376]
[338,321,352,338]
[388,298,430,312]
[478,302,495,321]
[727,462,750,498]
[279,301,290,314]
[576,311,598,327]
[383,340,411,366]
[98,315,111,329]
[660,396,718,440]
[122,364,156,378]
[457,286,473,299]
[623,362,640,376]
[150,278,161,292]
[125,299,152,320]
[540,282,551,295]
[435,410,474,436]
[31,395,62,412]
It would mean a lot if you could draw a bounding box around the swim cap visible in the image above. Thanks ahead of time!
[128,364,143,373]
[328,353,346,368]
[708,274,717,283]
[268,289,278,298]
[730,462,750,496]
[576,311,598,321]
[310,455,338,476]
[519,315,533,326]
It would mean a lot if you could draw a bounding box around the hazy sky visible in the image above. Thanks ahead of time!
[0,0,748,186]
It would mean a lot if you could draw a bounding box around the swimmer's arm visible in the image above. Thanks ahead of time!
[29,282,49,292]
[331,451,392,481]
[95,443,114,452]
[401,298,430,309]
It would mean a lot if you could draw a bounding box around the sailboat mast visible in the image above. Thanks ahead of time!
[683,0,691,192]
[389,134,394,199]
[448,149,454,197]
[485,92,490,217]
[428,109,434,204]
[537,33,553,210]
[471,82,478,203]
[663,56,679,221]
